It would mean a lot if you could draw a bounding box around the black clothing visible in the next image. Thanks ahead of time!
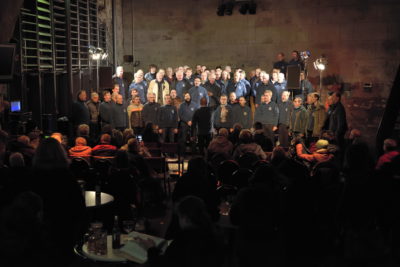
[213,105,234,130]
[71,100,90,126]
[326,101,348,145]
[255,83,278,105]
[273,60,288,75]
[158,105,178,129]
[254,101,279,127]
[192,107,212,136]
[232,105,252,129]
[203,81,221,109]
[86,100,100,124]
[142,102,161,125]
[278,101,292,126]
[99,101,114,125]
[111,103,128,129]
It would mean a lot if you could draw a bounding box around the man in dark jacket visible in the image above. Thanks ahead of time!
[326,92,348,147]
[112,66,129,100]
[71,90,90,131]
[277,91,292,147]
[178,93,198,154]
[99,90,114,127]
[203,73,221,110]
[253,72,278,106]
[111,94,128,131]
[213,95,234,132]
[233,97,252,129]
[192,97,212,155]
[289,96,308,138]
[158,95,178,143]
[273,52,288,75]
[142,93,161,126]
[86,92,100,139]
[171,70,190,99]
[254,91,279,144]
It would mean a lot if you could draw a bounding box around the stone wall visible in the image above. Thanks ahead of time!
[113,0,400,144]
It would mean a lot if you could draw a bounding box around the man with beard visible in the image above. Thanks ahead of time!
[289,97,308,139]
[170,89,183,110]
[86,92,100,139]
[178,93,198,155]
[233,96,252,129]
[204,73,221,110]
[189,77,209,107]
[213,95,234,132]
[158,95,178,143]
[129,72,148,104]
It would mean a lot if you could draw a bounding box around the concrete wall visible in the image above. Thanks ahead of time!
[114,0,400,143]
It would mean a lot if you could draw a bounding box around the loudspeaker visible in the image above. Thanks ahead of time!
[286,65,301,89]
[99,66,113,89]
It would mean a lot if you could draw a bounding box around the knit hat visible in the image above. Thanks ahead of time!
[315,139,329,150]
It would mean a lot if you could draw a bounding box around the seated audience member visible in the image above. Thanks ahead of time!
[50,132,63,143]
[207,128,234,159]
[31,138,86,264]
[138,196,223,267]
[92,134,117,156]
[7,135,35,166]
[9,152,25,168]
[376,138,399,170]
[69,137,92,158]
[233,130,267,160]
[229,123,243,145]
[253,122,273,152]
[0,130,9,167]
[270,146,288,167]
[121,128,135,148]
[28,130,41,150]
[111,129,124,148]
[296,139,334,164]
[127,138,151,158]
[76,124,92,145]
[142,122,161,144]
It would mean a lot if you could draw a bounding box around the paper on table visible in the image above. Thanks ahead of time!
[119,231,171,264]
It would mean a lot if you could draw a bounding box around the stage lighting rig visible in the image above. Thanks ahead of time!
[313,56,328,94]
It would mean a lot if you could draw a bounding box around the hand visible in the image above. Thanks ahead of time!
[134,237,156,250]
[272,126,278,131]
[207,91,213,96]
[158,129,163,134]
[299,133,304,137]
[173,128,178,134]
[187,121,192,126]
[255,104,259,108]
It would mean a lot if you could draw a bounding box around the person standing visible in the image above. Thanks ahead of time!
[129,72,148,104]
[189,77,209,107]
[233,96,252,129]
[213,95,234,132]
[112,66,129,100]
[142,93,161,127]
[277,91,292,147]
[171,70,191,99]
[289,96,308,139]
[111,94,128,131]
[306,92,326,142]
[178,93,198,155]
[99,90,114,127]
[203,73,221,110]
[148,72,170,105]
[71,90,90,133]
[253,72,278,107]
[192,97,212,156]
[86,92,100,139]
[127,96,144,135]
[325,92,348,147]
[157,95,178,143]
[254,91,279,144]
[273,52,288,76]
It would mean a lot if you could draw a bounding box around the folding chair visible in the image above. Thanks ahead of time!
[144,156,170,194]
[161,143,183,177]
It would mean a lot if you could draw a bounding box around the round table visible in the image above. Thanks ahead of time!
[85,191,114,208]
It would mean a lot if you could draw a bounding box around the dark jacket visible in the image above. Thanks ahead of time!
[254,101,279,126]
[171,79,191,99]
[253,130,274,152]
[273,60,288,75]
[307,102,326,137]
[278,101,292,126]
[192,106,212,136]
[113,76,129,99]
[253,82,278,104]
[289,105,308,135]
[326,101,348,137]
[142,102,161,125]
[178,101,198,123]
[158,104,178,128]
[203,81,221,109]
[217,79,231,95]
[232,105,252,129]
[213,105,234,129]
[111,103,128,129]
[86,100,100,124]
[129,81,148,104]
[99,101,114,124]
[71,100,90,126]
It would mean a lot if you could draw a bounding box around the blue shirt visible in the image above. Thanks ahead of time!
[129,81,148,104]
[241,78,251,96]
[178,101,198,123]
[188,86,209,107]
[175,80,189,99]
[233,81,247,98]
[274,81,287,103]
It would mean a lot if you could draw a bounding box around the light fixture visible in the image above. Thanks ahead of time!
[88,46,108,61]
[313,56,328,94]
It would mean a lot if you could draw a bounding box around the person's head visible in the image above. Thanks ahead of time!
[185,68,192,78]
[329,92,341,105]
[116,66,124,78]
[293,97,303,108]
[164,94,171,105]
[184,93,191,103]
[260,71,269,84]
[307,92,320,105]
[197,97,206,107]
[156,72,163,81]
[196,65,202,73]
[234,72,240,83]
[91,92,99,103]
[103,90,111,102]
[186,156,208,177]
[122,128,134,144]
[133,95,140,105]
[170,89,177,99]
[127,138,140,154]
[300,71,305,81]
[264,90,273,103]
[278,73,285,83]
[291,50,300,60]
[134,72,143,82]
[33,137,69,170]
[149,64,157,74]
[111,92,119,102]
[130,88,138,98]
[220,94,228,105]
[218,128,229,137]
[272,72,278,81]
[112,83,120,94]
[9,152,25,168]
[100,133,111,144]
[221,70,230,80]
[166,67,174,77]
[383,138,397,153]
[238,96,246,107]
[239,129,253,144]
[349,129,361,140]
[208,73,216,83]
[201,65,207,72]
[176,196,212,230]
[17,135,30,146]
[77,90,87,102]
[255,68,261,77]
[240,71,246,80]
[229,92,237,102]
[147,92,156,103]
[116,94,123,105]
[225,65,232,73]
[75,137,87,146]
[77,124,90,137]
[194,77,201,87]
[50,132,63,143]
[201,72,208,82]
[281,90,290,102]
[176,70,184,81]
[253,121,263,130]
[277,52,285,61]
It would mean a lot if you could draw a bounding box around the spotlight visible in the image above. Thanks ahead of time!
[248,1,257,14]
[239,2,249,15]
[225,1,234,15]
[313,57,327,71]
[217,3,225,16]
[89,46,108,61]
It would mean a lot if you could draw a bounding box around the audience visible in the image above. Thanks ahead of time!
[68,137,92,158]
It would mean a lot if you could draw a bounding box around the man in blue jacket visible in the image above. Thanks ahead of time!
[189,77,209,107]
[157,94,178,143]
[254,90,279,144]
[178,93,198,155]
[129,72,148,104]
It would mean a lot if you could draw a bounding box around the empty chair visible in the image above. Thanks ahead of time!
[161,143,183,176]
[144,157,169,194]
[237,152,259,170]
[69,157,91,181]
